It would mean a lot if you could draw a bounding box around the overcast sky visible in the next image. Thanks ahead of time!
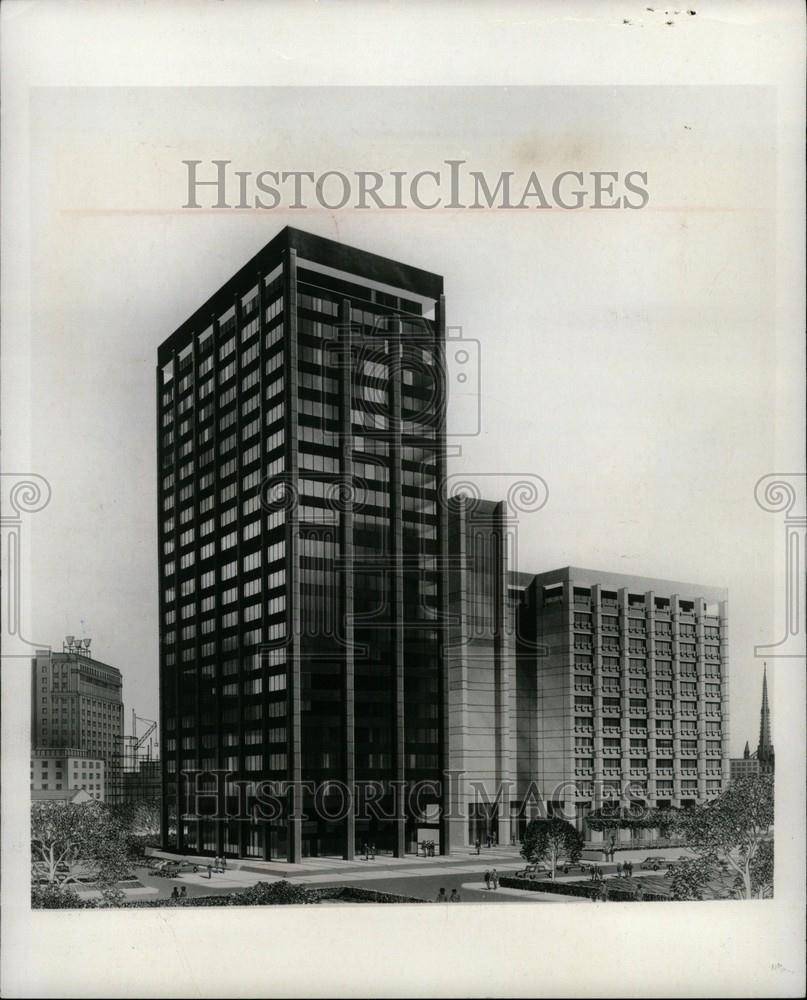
[28,85,777,753]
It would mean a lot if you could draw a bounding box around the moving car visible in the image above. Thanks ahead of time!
[640,856,665,871]
[560,860,592,875]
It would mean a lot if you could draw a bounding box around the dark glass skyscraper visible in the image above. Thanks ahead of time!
[157,227,449,861]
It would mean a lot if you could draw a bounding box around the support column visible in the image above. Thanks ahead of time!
[284,247,303,863]
[389,319,406,858]
[339,297,356,861]
[434,294,453,855]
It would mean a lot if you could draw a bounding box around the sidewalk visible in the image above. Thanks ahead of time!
[146,844,523,880]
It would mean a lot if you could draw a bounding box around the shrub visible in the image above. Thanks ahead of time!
[32,884,93,909]
[231,880,317,906]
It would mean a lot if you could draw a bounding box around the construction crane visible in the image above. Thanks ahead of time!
[131,711,157,761]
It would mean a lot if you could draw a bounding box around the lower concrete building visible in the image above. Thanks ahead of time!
[512,567,729,841]
[446,551,730,846]
[30,748,106,802]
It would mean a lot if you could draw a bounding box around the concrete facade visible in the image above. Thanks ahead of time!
[447,497,516,849]
[31,648,124,801]
[30,748,106,802]
[513,567,729,833]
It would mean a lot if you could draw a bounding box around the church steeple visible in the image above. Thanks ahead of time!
[743,741,750,759]
[756,663,774,771]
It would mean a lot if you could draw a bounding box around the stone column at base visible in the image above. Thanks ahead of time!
[392,816,406,858]
[288,815,302,863]
[343,813,355,861]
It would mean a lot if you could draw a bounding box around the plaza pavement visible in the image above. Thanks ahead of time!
[137,843,689,902]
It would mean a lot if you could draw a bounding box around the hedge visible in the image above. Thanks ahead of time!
[499,876,668,902]
[312,886,428,904]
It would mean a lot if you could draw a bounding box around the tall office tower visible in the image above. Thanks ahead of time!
[513,568,730,839]
[31,641,124,802]
[446,497,516,849]
[157,227,448,862]
[756,664,774,774]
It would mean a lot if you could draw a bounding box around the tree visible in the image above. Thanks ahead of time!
[31,801,133,892]
[673,775,773,900]
[520,817,583,879]
[669,853,715,900]
[748,838,774,899]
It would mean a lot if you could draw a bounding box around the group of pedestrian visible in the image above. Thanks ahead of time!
[169,886,188,902]
[483,868,499,890]
[435,888,461,902]
[420,840,436,858]
[616,860,634,878]
[361,842,377,861]
[205,856,228,879]
[590,882,609,903]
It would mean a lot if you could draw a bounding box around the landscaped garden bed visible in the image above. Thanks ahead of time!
[499,875,668,901]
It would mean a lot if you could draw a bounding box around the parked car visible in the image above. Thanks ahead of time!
[514,863,552,880]
[640,856,665,871]
[158,860,199,877]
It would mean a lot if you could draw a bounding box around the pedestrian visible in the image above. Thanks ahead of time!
[170,887,179,902]
[206,864,212,879]
[370,842,376,860]
[491,868,499,890]
[362,841,369,860]
[599,882,608,903]
[436,887,447,902]
[475,838,481,856]
[626,861,633,878]
[616,861,622,877]
[221,856,227,871]
[484,869,491,890]
[635,883,645,902]
[214,855,220,873]
[449,889,461,902]
[179,886,187,899]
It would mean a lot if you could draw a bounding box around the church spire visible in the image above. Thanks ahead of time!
[757,663,774,770]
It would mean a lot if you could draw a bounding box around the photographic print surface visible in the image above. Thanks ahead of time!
[2,4,804,998]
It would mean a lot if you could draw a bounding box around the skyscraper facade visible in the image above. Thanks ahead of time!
[157,227,449,861]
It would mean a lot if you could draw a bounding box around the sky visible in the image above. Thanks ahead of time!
[27,84,778,753]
